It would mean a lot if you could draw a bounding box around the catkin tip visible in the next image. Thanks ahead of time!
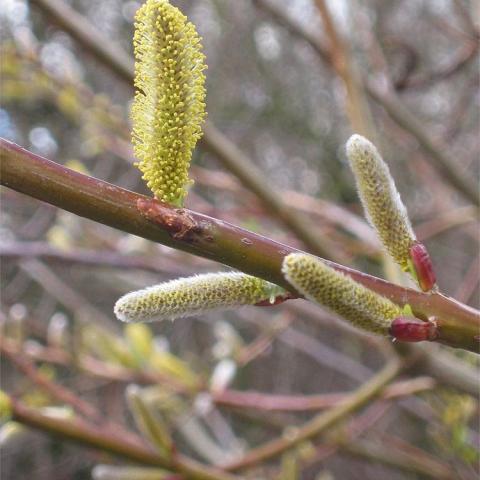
[346,134,374,158]
[114,293,141,323]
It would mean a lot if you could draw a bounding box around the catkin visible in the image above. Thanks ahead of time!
[346,134,416,270]
[115,272,284,323]
[282,253,402,335]
[132,0,206,205]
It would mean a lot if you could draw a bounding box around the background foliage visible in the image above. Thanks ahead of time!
[1,1,479,479]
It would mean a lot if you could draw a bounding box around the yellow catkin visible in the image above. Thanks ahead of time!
[132,0,206,206]
[282,253,402,335]
[114,272,285,323]
[346,134,416,270]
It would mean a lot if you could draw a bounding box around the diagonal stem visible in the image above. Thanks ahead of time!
[1,138,478,352]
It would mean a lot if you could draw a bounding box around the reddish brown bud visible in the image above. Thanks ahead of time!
[409,242,436,292]
[389,316,437,342]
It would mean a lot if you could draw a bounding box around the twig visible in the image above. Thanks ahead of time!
[443,76,479,142]
[29,0,134,81]
[0,241,194,275]
[343,438,455,479]
[213,376,434,412]
[313,0,377,140]
[234,315,292,367]
[254,0,479,206]
[1,336,194,394]
[18,258,112,326]
[396,41,479,90]
[1,340,99,420]
[365,84,479,206]
[417,345,480,396]
[414,206,478,240]
[8,396,242,480]
[222,356,402,471]
[451,0,480,37]
[301,402,454,480]
[301,402,394,468]
[2,138,479,352]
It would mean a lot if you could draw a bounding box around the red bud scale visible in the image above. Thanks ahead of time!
[409,242,436,292]
[389,316,437,342]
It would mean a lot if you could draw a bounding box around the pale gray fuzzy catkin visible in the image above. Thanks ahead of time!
[346,134,416,270]
[115,272,284,323]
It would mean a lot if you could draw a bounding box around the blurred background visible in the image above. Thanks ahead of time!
[1,0,479,479]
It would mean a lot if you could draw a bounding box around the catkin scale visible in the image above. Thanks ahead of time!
[114,272,285,323]
[409,243,437,292]
[282,253,403,335]
[132,0,206,206]
[389,316,437,342]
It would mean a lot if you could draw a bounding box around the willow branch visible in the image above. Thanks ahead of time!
[1,138,479,352]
